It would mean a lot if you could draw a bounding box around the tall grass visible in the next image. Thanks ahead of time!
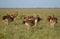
[0,8,60,39]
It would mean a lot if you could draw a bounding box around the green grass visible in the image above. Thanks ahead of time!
[0,8,60,39]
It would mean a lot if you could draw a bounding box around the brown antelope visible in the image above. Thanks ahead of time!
[47,15,58,28]
[22,15,42,30]
[2,12,18,25]
[22,16,34,30]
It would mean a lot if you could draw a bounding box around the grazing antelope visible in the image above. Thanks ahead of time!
[22,15,42,30]
[47,15,58,28]
[22,16,34,30]
[2,12,18,25]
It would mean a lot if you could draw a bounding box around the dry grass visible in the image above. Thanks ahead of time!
[0,8,60,39]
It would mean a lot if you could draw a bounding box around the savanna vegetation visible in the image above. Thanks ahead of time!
[0,8,60,39]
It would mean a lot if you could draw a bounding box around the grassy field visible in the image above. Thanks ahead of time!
[0,8,60,39]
